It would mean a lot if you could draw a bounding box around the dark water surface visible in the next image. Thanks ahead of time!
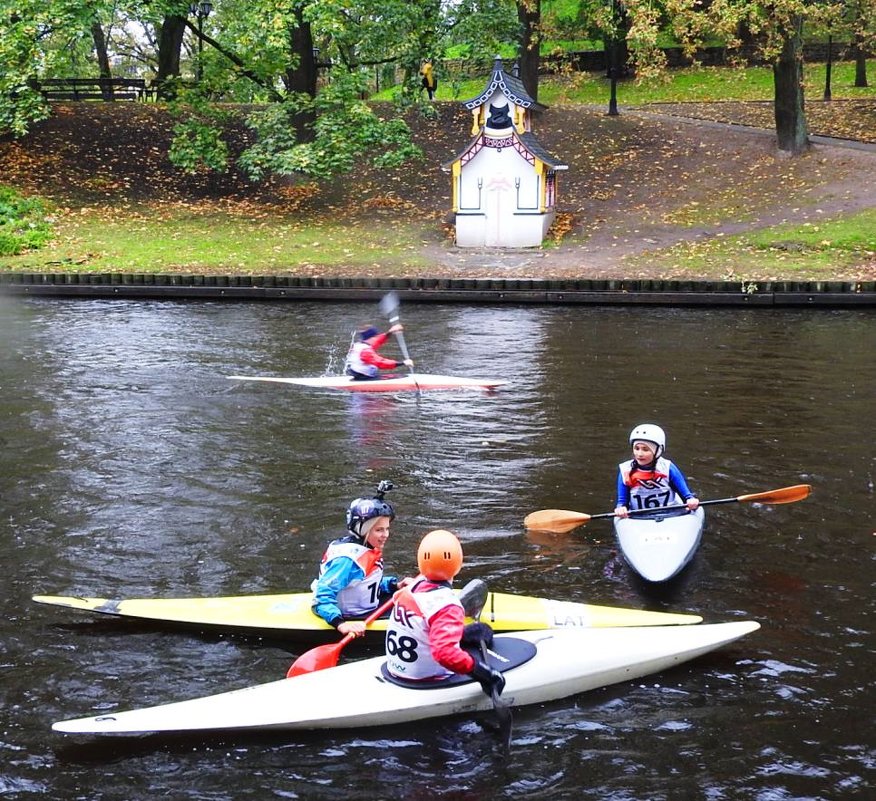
[1,296,873,800]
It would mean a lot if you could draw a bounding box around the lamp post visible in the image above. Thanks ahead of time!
[606,0,619,116]
[607,46,619,116]
[190,1,213,83]
[823,31,833,101]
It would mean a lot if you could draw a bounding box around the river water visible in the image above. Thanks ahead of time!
[0,296,873,800]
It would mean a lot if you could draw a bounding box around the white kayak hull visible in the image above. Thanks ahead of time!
[228,374,508,392]
[614,507,705,582]
[53,621,759,735]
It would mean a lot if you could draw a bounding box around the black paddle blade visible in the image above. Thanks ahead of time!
[378,291,400,316]
[494,692,513,751]
[480,640,512,751]
[459,579,489,619]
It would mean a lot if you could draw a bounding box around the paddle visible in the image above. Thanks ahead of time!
[524,483,812,534]
[378,291,418,390]
[470,584,513,747]
[286,594,397,678]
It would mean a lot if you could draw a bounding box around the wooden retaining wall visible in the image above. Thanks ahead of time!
[1,273,875,307]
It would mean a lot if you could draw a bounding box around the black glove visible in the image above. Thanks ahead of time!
[469,657,505,697]
[460,622,494,649]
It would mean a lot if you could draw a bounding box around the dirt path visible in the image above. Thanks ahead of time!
[419,108,876,279]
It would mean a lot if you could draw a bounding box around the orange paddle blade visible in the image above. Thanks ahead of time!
[737,484,812,505]
[523,509,592,533]
[286,636,351,678]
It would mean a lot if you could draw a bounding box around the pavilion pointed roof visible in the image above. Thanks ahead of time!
[461,57,547,113]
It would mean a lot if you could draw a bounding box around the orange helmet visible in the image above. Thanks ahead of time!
[417,530,463,581]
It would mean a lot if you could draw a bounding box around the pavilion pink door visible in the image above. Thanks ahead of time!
[484,174,513,247]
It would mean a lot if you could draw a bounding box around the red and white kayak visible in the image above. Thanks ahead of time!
[227,374,508,392]
[52,621,759,735]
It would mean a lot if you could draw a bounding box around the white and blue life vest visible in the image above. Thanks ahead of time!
[619,457,683,511]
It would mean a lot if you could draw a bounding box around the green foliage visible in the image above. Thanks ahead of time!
[0,186,52,255]
[169,118,230,174]
[240,74,422,181]
[168,99,233,174]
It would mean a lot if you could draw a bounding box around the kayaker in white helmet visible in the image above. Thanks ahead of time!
[614,423,699,519]
[344,324,414,380]
[385,530,505,699]
[311,481,413,636]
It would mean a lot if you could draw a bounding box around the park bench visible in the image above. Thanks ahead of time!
[36,78,151,102]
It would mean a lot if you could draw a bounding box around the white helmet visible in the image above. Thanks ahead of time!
[629,423,666,458]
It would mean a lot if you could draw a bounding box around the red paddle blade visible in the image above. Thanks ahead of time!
[286,642,344,678]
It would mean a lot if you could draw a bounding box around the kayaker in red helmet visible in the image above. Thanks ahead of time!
[311,481,413,636]
[614,423,699,519]
[385,530,505,698]
[344,324,414,380]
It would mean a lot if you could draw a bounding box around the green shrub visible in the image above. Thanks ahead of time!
[0,186,52,255]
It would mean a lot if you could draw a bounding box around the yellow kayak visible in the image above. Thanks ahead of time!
[33,589,701,636]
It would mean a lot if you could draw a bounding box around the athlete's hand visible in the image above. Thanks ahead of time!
[469,658,505,697]
[389,324,403,334]
[337,621,366,637]
[403,358,414,368]
[461,622,494,649]
[614,505,629,519]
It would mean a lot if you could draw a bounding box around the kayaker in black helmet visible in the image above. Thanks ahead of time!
[311,481,413,636]
[344,324,414,380]
[385,529,505,699]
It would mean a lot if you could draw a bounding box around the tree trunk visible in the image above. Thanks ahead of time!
[772,18,808,155]
[155,15,187,100]
[90,20,113,99]
[853,31,869,87]
[284,10,317,142]
[517,0,540,101]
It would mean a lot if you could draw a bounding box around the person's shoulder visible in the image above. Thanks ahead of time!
[325,536,362,555]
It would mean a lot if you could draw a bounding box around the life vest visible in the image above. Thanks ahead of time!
[315,539,385,616]
[619,457,683,511]
[344,341,378,377]
[385,581,462,681]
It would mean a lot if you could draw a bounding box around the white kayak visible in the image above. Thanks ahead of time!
[53,621,758,735]
[614,507,706,582]
[228,374,508,392]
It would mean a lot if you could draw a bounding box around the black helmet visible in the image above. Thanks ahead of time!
[345,480,395,538]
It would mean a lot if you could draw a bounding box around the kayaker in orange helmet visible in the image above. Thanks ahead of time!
[344,324,414,380]
[311,481,413,636]
[385,530,505,697]
[614,423,699,519]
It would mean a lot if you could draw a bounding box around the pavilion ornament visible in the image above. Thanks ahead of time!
[442,57,568,248]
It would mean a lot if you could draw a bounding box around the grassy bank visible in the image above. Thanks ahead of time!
[1,68,874,280]
[388,60,876,105]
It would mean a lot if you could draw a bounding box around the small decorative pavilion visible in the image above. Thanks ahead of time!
[442,57,567,248]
